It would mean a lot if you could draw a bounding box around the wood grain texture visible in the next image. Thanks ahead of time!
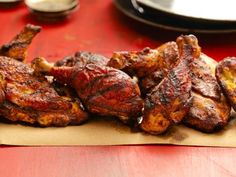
[0,0,236,177]
[1,146,236,177]
[0,0,236,62]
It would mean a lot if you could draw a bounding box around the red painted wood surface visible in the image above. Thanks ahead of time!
[0,1,236,177]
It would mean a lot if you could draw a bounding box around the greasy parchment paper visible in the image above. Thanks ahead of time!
[0,114,236,147]
[0,54,235,147]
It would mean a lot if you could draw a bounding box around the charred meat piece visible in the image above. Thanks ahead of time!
[0,56,88,126]
[190,54,221,100]
[216,57,236,110]
[184,54,231,133]
[55,51,110,67]
[0,72,6,105]
[183,92,230,133]
[140,35,200,135]
[32,57,144,123]
[139,71,163,95]
[108,42,179,78]
[0,24,41,62]
[109,42,179,95]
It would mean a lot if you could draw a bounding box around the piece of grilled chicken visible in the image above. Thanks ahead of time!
[216,57,236,111]
[0,56,88,126]
[0,24,89,126]
[139,35,200,134]
[55,51,110,67]
[108,42,179,77]
[190,54,221,100]
[109,34,231,133]
[183,54,231,133]
[108,42,179,94]
[0,24,41,62]
[32,55,144,123]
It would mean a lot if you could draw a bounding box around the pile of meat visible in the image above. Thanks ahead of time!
[0,24,235,135]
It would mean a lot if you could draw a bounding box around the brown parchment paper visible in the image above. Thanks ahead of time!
[0,114,236,147]
[0,54,235,147]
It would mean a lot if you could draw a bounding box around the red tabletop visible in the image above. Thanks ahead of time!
[0,1,236,176]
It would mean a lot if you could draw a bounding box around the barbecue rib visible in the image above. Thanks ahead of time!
[32,55,144,123]
[0,24,41,62]
[140,35,200,135]
[216,57,236,111]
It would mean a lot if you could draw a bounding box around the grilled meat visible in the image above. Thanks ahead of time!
[0,24,232,135]
[108,42,180,95]
[139,71,163,94]
[190,54,221,100]
[184,91,230,133]
[55,51,110,67]
[32,56,144,123]
[0,72,6,105]
[0,24,89,126]
[0,56,88,126]
[108,42,179,78]
[183,54,231,133]
[140,35,200,135]
[216,57,236,111]
[0,24,41,62]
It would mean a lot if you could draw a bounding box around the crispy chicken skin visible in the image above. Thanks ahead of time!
[183,54,231,133]
[140,35,200,135]
[0,56,88,126]
[0,24,41,62]
[55,51,110,67]
[108,42,179,78]
[139,71,163,94]
[108,42,179,94]
[0,72,6,105]
[216,57,236,111]
[32,57,144,123]
[0,24,232,135]
[190,54,221,100]
[0,24,88,126]
[183,92,230,133]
